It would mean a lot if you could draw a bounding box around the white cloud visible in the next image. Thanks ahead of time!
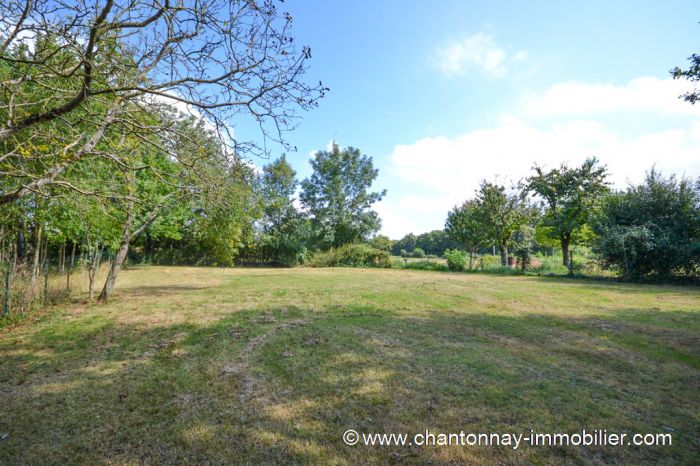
[524,77,700,117]
[434,32,526,78]
[381,76,700,237]
[374,200,425,240]
[391,116,698,189]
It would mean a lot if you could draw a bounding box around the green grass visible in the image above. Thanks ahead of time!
[1,266,698,464]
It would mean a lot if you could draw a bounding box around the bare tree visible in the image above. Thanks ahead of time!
[0,0,326,203]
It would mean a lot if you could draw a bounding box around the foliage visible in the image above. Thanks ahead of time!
[395,259,449,272]
[301,144,385,249]
[477,181,532,266]
[411,247,426,258]
[479,254,504,270]
[527,157,608,267]
[445,200,489,268]
[671,51,700,104]
[511,225,535,271]
[391,230,458,257]
[306,243,391,268]
[593,170,700,281]
[444,249,467,271]
[368,235,393,252]
[255,156,309,266]
[0,0,326,204]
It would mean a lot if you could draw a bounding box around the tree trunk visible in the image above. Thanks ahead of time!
[499,244,508,267]
[2,259,10,315]
[43,258,49,304]
[98,237,129,303]
[97,189,175,303]
[468,251,474,270]
[144,232,153,263]
[31,224,42,285]
[17,217,26,260]
[59,242,65,275]
[66,241,76,291]
[88,241,102,302]
[568,249,575,276]
[561,234,571,267]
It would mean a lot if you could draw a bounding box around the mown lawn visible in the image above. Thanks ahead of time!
[0,266,698,465]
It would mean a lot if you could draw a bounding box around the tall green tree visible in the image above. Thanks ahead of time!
[300,143,385,249]
[477,181,531,266]
[527,157,608,267]
[392,233,417,255]
[257,155,309,266]
[445,200,489,269]
[368,235,393,252]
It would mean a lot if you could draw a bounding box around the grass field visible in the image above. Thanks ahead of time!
[1,266,698,465]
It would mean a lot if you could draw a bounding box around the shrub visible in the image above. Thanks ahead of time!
[512,225,535,271]
[593,170,700,281]
[307,244,391,268]
[368,235,393,252]
[444,249,467,271]
[479,254,502,270]
[399,260,449,272]
[411,247,426,258]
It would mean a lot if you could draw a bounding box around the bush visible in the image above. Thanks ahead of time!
[444,249,467,271]
[307,244,391,268]
[593,170,700,281]
[512,225,535,271]
[411,247,426,258]
[478,254,502,270]
[399,260,448,272]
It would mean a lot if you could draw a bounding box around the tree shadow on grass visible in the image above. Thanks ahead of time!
[0,304,698,465]
[114,284,214,298]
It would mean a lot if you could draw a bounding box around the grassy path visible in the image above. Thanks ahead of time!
[1,266,698,464]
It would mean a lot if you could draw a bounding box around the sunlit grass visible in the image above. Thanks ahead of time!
[0,266,698,464]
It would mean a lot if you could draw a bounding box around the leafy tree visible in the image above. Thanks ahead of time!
[187,161,259,267]
[368,235,393,252]
[391,230,457,256]
[512,225,535,271]
[411,247,426,258]
[477,181,531,266]
[593,169,700,281]
[527,158,608,267]
[0,0,326,203]
[98,109,257,300]
[300,143,385,249]
[671,51,700,104]
[392,233,417,255]
[257,155,309,266]
[445,200,489,269]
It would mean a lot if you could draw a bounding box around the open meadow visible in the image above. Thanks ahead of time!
[1,266,698,465]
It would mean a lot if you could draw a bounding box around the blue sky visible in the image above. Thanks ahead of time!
[247,0,700,239]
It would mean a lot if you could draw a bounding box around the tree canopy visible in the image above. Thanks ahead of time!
[527,157,608,267]
[477,181,531,266]
[300,144,385,249]
[445,200,489,269]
